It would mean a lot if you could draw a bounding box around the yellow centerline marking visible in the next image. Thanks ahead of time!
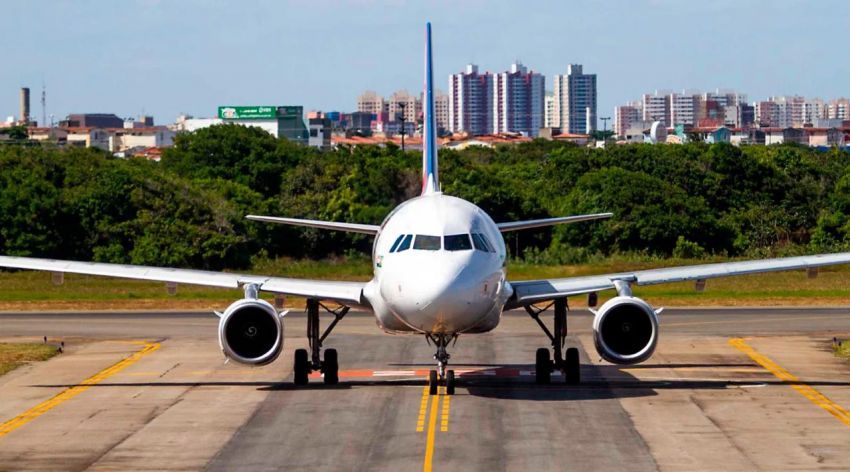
[416,386,429,432]
[440,390,451,432]
[729,338,850,428]
[423,388,441,472]
[0,340,161,438]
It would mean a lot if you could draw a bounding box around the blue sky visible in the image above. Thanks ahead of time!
[2,0,848,126]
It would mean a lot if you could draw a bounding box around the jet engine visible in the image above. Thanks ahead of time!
[218,297,284,365]
[592,296,659,364]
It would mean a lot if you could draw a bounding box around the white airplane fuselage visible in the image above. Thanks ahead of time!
[362,193,513,335]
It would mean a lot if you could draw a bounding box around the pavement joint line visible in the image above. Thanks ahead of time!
[423,387,441,472]
[665,314,845,328]
[728,337,850,428]
[0,340,161,438]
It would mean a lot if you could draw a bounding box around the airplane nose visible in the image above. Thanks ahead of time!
[382,256,489,332]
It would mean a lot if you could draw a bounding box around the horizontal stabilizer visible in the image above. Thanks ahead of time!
[496,212,613,232]
[245,215,380,235]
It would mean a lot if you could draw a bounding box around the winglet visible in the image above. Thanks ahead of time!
[421,22,439,195]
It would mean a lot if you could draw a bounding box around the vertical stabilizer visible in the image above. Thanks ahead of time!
[422,22,439,195]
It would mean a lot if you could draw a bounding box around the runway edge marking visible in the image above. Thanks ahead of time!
[729,337,850,428]
[0,340,161,438]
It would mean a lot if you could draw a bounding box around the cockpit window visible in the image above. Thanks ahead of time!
[444,234,472,251]
[413,235,441,250]
[396,234,413,252]
[471,233,494,252]
[389,235,405,253]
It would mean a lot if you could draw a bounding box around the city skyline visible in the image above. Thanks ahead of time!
[2,0,849,126]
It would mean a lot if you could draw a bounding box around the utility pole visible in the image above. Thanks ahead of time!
[398,102,407,151]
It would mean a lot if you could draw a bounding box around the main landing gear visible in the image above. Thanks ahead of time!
[525,298,581,385]
[293,298,349,386]
[426,334,457,395]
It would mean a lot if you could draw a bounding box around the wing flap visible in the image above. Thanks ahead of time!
[507,252,850,308]
[0,256,366,306]
[246,215,380,235]
[496,213,613,232]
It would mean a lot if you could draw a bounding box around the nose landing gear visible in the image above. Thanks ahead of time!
[427,334,457,395]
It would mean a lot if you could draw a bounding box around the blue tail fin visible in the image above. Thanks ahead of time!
[422,22,439,195]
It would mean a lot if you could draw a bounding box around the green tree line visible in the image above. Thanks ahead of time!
[1,123,849,270]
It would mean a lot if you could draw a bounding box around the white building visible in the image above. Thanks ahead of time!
[669,92,698,126]
[448,64,494,136]
[544,93,555,128]
[433,90,449,133]
[614,103,642,138]
[357,91,387,116]
[493,62,545,137]
[552,64,597,134]
[828,98,849,120]
[642,92,670,127]
[387,90,421,123]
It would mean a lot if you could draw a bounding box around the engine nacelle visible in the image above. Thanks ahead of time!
[592,296,659,364]
[218,298,284,365]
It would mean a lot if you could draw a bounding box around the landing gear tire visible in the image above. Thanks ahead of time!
[446,370,456,395]
[429,370,438,395]
[565,347,580,385]
[294,348,309,385]
[535,347,551,385]
[323,348,339,385]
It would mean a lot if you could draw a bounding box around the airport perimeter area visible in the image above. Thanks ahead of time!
[1,308,849,471]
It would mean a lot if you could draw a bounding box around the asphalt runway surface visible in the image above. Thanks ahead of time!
[2,307,850,470]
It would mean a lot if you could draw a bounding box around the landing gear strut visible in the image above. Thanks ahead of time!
[525,298,581,385]
[293,298,349,386]
[426,334,456,395]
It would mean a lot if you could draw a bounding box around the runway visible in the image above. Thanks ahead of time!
[2,308,850,470]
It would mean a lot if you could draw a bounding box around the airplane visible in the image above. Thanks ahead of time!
[3,23,850,396]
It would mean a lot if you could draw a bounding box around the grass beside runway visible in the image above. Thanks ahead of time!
[0,343,59,376]
[1,256,850,310]
[834,340,850,359]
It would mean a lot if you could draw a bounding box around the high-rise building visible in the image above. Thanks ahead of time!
[357,91,387,116]
[449,64,494,136]
[544,93,554,128]
[770,96,806,127]
[670,92,698,126]
[433,90,449,134]
[552,64,597,134]
[755,101,780,127]
[614,103,641,138]
[802,98,825,125]
[493,62,545,137]
[642,92,670,126]
[827,98,849,120]
[387,90,421,123]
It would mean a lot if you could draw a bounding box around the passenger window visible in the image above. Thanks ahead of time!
[444,234,472,251]
[413,235,441,250]
[389,235,405,253]
[472,233,494,252]
[396,234,413,252]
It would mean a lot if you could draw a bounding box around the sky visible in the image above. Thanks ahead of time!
[2,0,848,127]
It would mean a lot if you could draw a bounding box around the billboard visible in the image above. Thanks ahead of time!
[218,106,277,120]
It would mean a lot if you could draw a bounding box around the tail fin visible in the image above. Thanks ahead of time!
[422,22,439,195]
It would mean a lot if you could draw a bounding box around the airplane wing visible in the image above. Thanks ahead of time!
[0,256,367,307]
[496,213,613,232]
[246,215,380,235]
[505,252,850,309]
